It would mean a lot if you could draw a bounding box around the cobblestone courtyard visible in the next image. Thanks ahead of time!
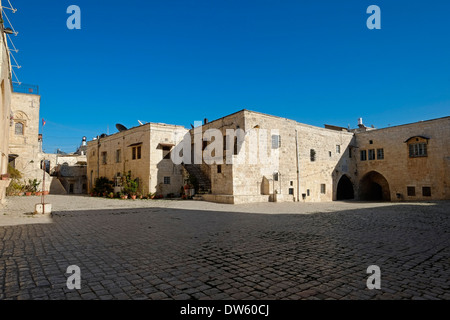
[0,195,449,300]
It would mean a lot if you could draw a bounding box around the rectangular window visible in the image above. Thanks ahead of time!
[360,150,367,161]
[273,172,279,181]
[422,187,431,197]
[116,149,121,163]
[202,140,208,151]
[329,151,332,157]
[132,146,142,160]
[101,152,107,165]
[137,146,141,159]
[163,146,171,160]
[320,184,326,194]
[290,181,293,186]
[306,189,310,196]
[288,188,294,195]
[336,145,340,153]
[164,176,171,185]
[377,148,384,160]
[310,149,316,162]
[15,122,24,135]
[348,147,352,158]
[407,186,415,196]
[409,143,427,157]
[223,135,227,151]
[271,135,281,149]
[217,165,222,173]
[368,149,375,160]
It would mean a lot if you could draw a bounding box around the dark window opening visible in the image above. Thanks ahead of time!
[360,150,367,161]
[422,187,431,197]
[288,188,294,195]
[320,184,326,194]
[310,149,316,162]
[377,148,384,160]
[164,176,171,185]
[217,165,222,174]
[368,149,375,160]
[407,186,415,196]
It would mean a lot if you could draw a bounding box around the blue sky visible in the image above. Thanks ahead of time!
[7,0,450,152]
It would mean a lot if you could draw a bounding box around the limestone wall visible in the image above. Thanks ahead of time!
[354,117,450,201]
[87,123,188,196]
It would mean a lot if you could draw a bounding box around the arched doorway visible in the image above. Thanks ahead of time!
[336,175,354,200]
[359,171,390,201]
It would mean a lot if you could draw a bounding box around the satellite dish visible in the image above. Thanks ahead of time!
[116,123,128,132]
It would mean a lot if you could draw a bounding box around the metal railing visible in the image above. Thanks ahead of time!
[12,83,39,95]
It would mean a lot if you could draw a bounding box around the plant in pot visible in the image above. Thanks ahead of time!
[108,192,114,198]
[123,171,139,200]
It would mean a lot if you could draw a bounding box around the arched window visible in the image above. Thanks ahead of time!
[15,122,24,135]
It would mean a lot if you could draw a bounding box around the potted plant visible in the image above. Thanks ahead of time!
[109,192,114,198]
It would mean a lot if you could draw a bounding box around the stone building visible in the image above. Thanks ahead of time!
[351,116,450,202]
[0,7,13,205]
[194,111,449,203]
[182,110,355,204]
[87,110,449,203]
[86,122,188,196]
[8,88,87,195]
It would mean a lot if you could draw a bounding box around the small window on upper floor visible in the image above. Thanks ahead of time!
[368,149,375,160]
[336,145,340,153]
[360,150,367,161]
[15,122,24,135]
[377,148,384,160]
[409,143,427,158]
[101,152,107,165]
[310,149,316,162]
[271,135,281,149]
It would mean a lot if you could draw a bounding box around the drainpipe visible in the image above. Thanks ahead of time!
[295,129,300,202]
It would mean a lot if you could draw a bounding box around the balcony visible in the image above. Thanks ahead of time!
[12,83,39,95]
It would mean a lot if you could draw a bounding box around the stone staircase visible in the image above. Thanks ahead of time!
[182,164,211,200]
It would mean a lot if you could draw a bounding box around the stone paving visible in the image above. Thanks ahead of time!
[0,195,449,300]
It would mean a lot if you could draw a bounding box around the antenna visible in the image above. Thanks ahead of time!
[138,120,144,125]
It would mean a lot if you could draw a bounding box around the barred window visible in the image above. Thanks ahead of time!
[409,143,427,157]
[368,149,375,160]
[272,135,281,149]
[15,122,24,135]
[377,148,384,160]
[360,150,367,161]
[407,186,415,196]
[164,176,171,184]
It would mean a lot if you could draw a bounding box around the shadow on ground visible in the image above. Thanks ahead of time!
[0,201,449,300]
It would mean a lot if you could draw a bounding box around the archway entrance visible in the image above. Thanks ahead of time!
[336,175,354,200]
[359,171,390,201]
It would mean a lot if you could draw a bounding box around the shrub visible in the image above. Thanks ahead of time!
[93,177,114,195]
